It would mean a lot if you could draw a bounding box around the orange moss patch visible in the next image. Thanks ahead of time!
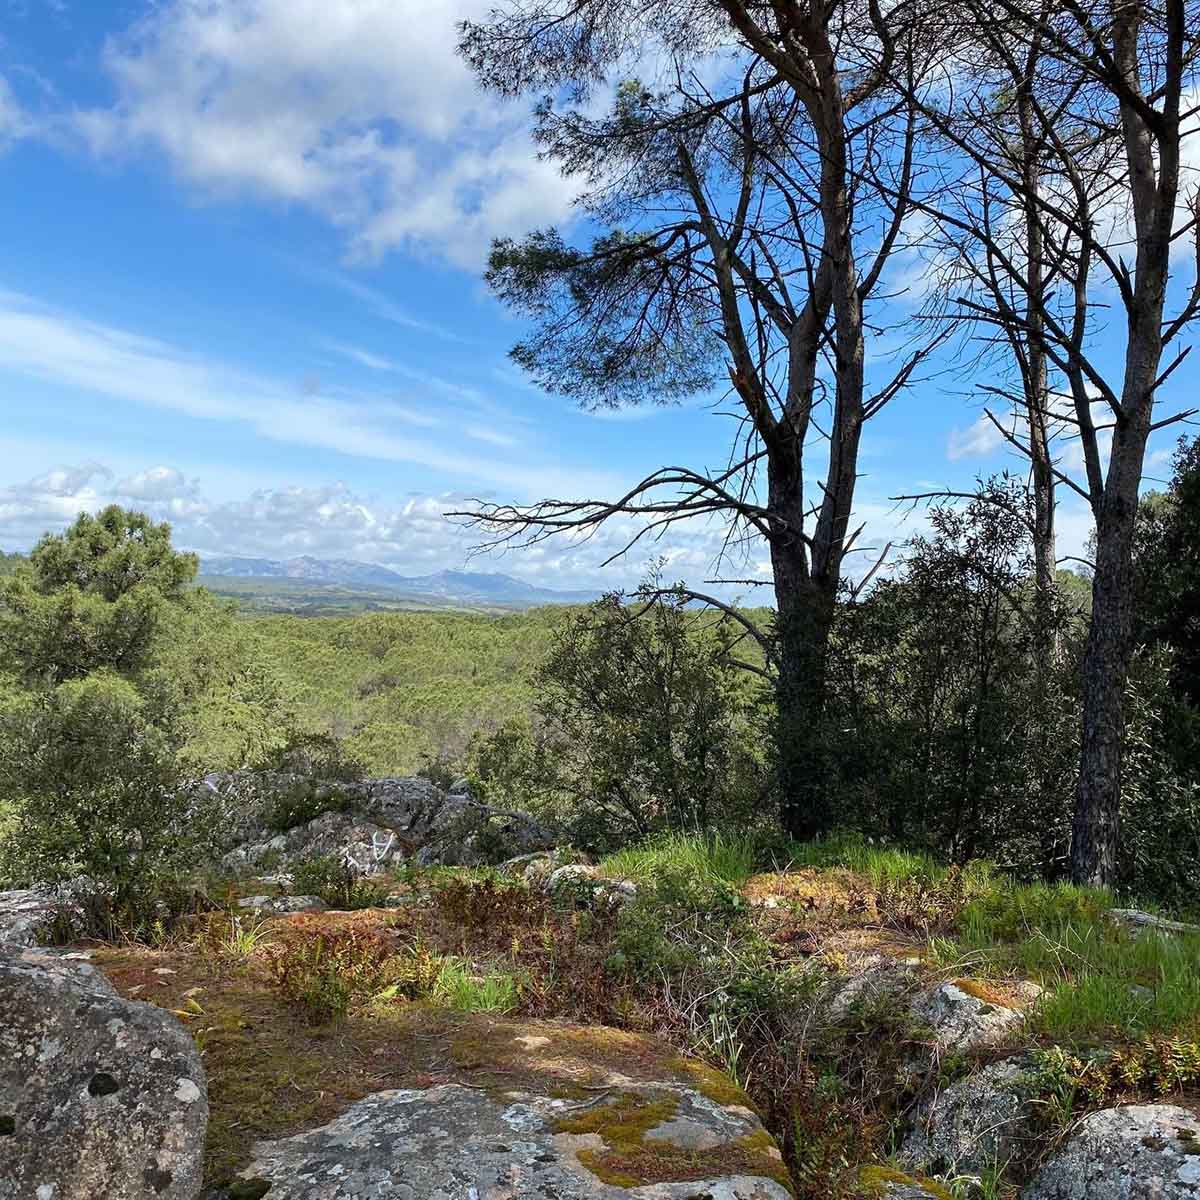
[952,976,1036,1011]
[744,869,876,917]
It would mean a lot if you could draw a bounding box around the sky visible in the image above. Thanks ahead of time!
[0,0,1193,597]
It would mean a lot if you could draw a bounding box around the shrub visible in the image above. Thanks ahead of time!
[263,781,352,833]
[266,921,405,1017]
[433,871,537,933]
[289,855,390,910]
[258,731,364,782]
[469,588,768,850]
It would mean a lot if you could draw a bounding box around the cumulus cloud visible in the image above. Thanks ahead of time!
[0,463,776,593]
[76,0,579,267]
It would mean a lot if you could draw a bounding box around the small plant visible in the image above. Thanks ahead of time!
[433,871,536,932]
[264,925,403,1022]
[432,959,522,1012]
[290,854,390,910]
[218,912,273,959]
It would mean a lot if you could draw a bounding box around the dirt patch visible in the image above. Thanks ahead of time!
[92,937,756,1188]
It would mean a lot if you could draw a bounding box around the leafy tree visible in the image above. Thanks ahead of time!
[469,590,767,848]
[0,508,207,915]
[826,482,1081,872]
[455,1,944,840]
[907,0,1200,885]
[1134,437,1200,709]
[0,506,198,684]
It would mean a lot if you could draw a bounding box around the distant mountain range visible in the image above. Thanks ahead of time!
[198,555,600,609]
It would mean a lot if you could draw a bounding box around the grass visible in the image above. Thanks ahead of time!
[600,831,761,886]
[950,880,1200,1040]
[779,832,955,888]
[432,959,522,1013]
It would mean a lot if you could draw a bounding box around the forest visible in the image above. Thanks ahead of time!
[5,4,1200,1199]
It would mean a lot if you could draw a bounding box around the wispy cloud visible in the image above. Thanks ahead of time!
[323,339,399,372]
[0,288,617,500]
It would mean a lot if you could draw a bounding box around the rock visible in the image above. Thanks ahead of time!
[236,895,328,914]
[902,1057,1037,1174]
[1110,908,1200,937]
[214,772,555,873]
[229,1080,792,1198]
[859,1166,952,1197]
[0,887,59,946]
[0,943,207,1200]
[1022,1104,1200,1199]
[912,981,1038,1054]
[823,954,920,1021]
[547,863,601,893]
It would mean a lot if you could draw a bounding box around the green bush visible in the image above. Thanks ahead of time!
[263,781,352,833]
[289,855,390,910]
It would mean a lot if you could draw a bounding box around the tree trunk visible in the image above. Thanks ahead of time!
[1070,422,1149,884]
[768,440,837,841]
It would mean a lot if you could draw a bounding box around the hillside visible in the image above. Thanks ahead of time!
[247,607,571,772]
[199,555,600,613]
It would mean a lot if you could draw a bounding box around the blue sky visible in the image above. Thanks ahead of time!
[0,1,1192,594]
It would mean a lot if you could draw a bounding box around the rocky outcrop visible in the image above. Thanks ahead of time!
[901,1057,1037,1175]
[1110,908,1200,937]
[211,773,555,875]
[1022,1104,1200,1199]
[912,981,1040,1054]
[0,887,58,946]
[0,942,208,1200]
[222,1081,792,1199]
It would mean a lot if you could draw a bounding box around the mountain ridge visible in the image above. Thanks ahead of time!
[198,554,600,608]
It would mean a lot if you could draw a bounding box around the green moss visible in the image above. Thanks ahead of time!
[225,1182,271,1200]
[555,1092,794,1194]
[859,1164,954,1199]
[667,1056,756,1110]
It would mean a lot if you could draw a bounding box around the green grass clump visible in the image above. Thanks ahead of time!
[601,831,760,887]
[779,832,953,888]
[953,880,1200,1040]
[433,959,522,1012]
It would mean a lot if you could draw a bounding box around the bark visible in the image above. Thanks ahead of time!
[767,440,838,840]
[1070,0,1178,887]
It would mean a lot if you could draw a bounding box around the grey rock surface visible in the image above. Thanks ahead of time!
[228,1081,791,1199]
[0,943,207,1200]
[1110,908,1200,937]
[210,772,555,874]
[236,894,328,914]
[902,1057,1037,1174]
[912,981,1039,1054]
[0,887,58,946]
[1021,1104,1200,1199]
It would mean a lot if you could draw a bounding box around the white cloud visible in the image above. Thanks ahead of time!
[0,74,34,148]
[323,340,399,372]
[0,462,769,593]
[947,414,1005,461]
[77,0,578,267]
[0,287,619,500]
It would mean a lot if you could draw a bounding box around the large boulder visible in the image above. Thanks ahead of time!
[1022,1104,1200,1199]
[901,1057,1037,1175]
[912,980,1039,1054]
[0,943,207,1200]
[223,1080,792,1199]
[212,773,555,874]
